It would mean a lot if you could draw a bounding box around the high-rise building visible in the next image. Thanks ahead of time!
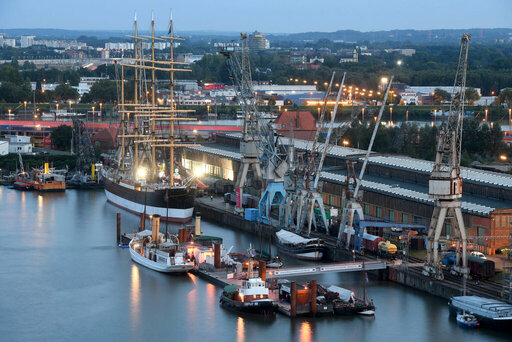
[248,31,267,53]
[20,35,35,48]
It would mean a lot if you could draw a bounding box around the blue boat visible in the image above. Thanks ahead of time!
[456,313,479,328]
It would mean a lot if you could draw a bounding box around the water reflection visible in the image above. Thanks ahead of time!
[130,265,140,327]
[187,273,198,321]
[299,321,312,342]
[237,317,245,342]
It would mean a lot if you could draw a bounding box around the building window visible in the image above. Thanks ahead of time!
[477,227,486,246]
[402,213,408,223]
[389,210,395,222]
[364,204,370,215]
[376,207,382,218]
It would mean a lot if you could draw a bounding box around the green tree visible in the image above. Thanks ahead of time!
[54,83,79,101]
[51,125,73,150]
[433,88,451,105]
[497,88,512,108]
[464,87,480,104]
[84,80,117,103]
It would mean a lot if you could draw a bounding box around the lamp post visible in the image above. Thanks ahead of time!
[92,106,95,129]
[509,108,511,128]
[485,108,488,123]
[24,101,27,114]
[99,103,103,119]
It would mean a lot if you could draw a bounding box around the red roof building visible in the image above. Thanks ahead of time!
[91,127,119,152]
[275,111,317,141]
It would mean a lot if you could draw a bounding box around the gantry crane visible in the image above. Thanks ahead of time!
[337,77,394,247]
[222,34,287,218]
[279,72,335,230]
[295,72,346,236]
[423,34,471,280]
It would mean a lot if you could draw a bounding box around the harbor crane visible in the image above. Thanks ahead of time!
[337,77,394,247]
[423,34,471,280]
[222,34,287,217]
[295,72,346,236]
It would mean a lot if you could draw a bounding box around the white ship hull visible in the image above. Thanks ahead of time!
[129,241,193,273]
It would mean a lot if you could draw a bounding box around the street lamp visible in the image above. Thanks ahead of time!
[99,103,103,118]
[68,100,72,111]
[56,103,59,112]
[485,108,488,123]
[509,108,511,128]
[24,101,27,114]
[92,106,95,128]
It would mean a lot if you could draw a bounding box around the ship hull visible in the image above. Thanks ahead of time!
[219,296,277,316]
[105,178,195,222]
[276,244,324,260]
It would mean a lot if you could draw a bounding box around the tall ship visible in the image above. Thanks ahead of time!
[104,13,198,222]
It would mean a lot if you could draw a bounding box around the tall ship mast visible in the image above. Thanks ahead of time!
[104,12,198,222]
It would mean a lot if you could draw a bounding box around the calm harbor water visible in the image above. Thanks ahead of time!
[0,187,509,342]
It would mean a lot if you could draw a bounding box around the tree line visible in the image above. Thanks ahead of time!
[340,118,509,165]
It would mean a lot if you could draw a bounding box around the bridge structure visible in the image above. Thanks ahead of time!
[267,260,387,278]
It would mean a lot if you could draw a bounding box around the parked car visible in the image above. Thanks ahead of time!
[470,251,487,259]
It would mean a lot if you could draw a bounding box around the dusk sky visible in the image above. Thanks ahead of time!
[1,0,511,33]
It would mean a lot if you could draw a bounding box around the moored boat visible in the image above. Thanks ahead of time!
[322,284,375,316]
[129,215,194,273]
[103,14,197,223]
[219,261,277,317]
[275,230,324,260]
[456,313,479,328]
[448,296,512,330]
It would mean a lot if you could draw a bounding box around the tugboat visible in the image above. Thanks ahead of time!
[13,158,66,192]
[219,259,277,316]
[129,215,194,273]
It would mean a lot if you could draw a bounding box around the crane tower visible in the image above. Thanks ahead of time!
[423,34,471,279]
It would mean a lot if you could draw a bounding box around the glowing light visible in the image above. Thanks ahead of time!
[137,167,148,179]
[500,155,508,161]
[397,60,403,66]
[342,139,349,146]
[193,165,204,177]
[381,77,388,84]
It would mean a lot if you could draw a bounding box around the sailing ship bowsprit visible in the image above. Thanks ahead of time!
[104,12,198,222]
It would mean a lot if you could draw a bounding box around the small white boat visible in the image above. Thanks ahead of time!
[358,310,375,316]
[129,215,193,273]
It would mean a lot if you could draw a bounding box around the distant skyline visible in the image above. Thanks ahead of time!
[1,0,511,34]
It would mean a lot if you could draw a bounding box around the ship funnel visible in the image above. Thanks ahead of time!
[44,162,49,174]
[248,258,254,279]
[152,215,160,244]
[91,164,95,181]
[195,212,201,236]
